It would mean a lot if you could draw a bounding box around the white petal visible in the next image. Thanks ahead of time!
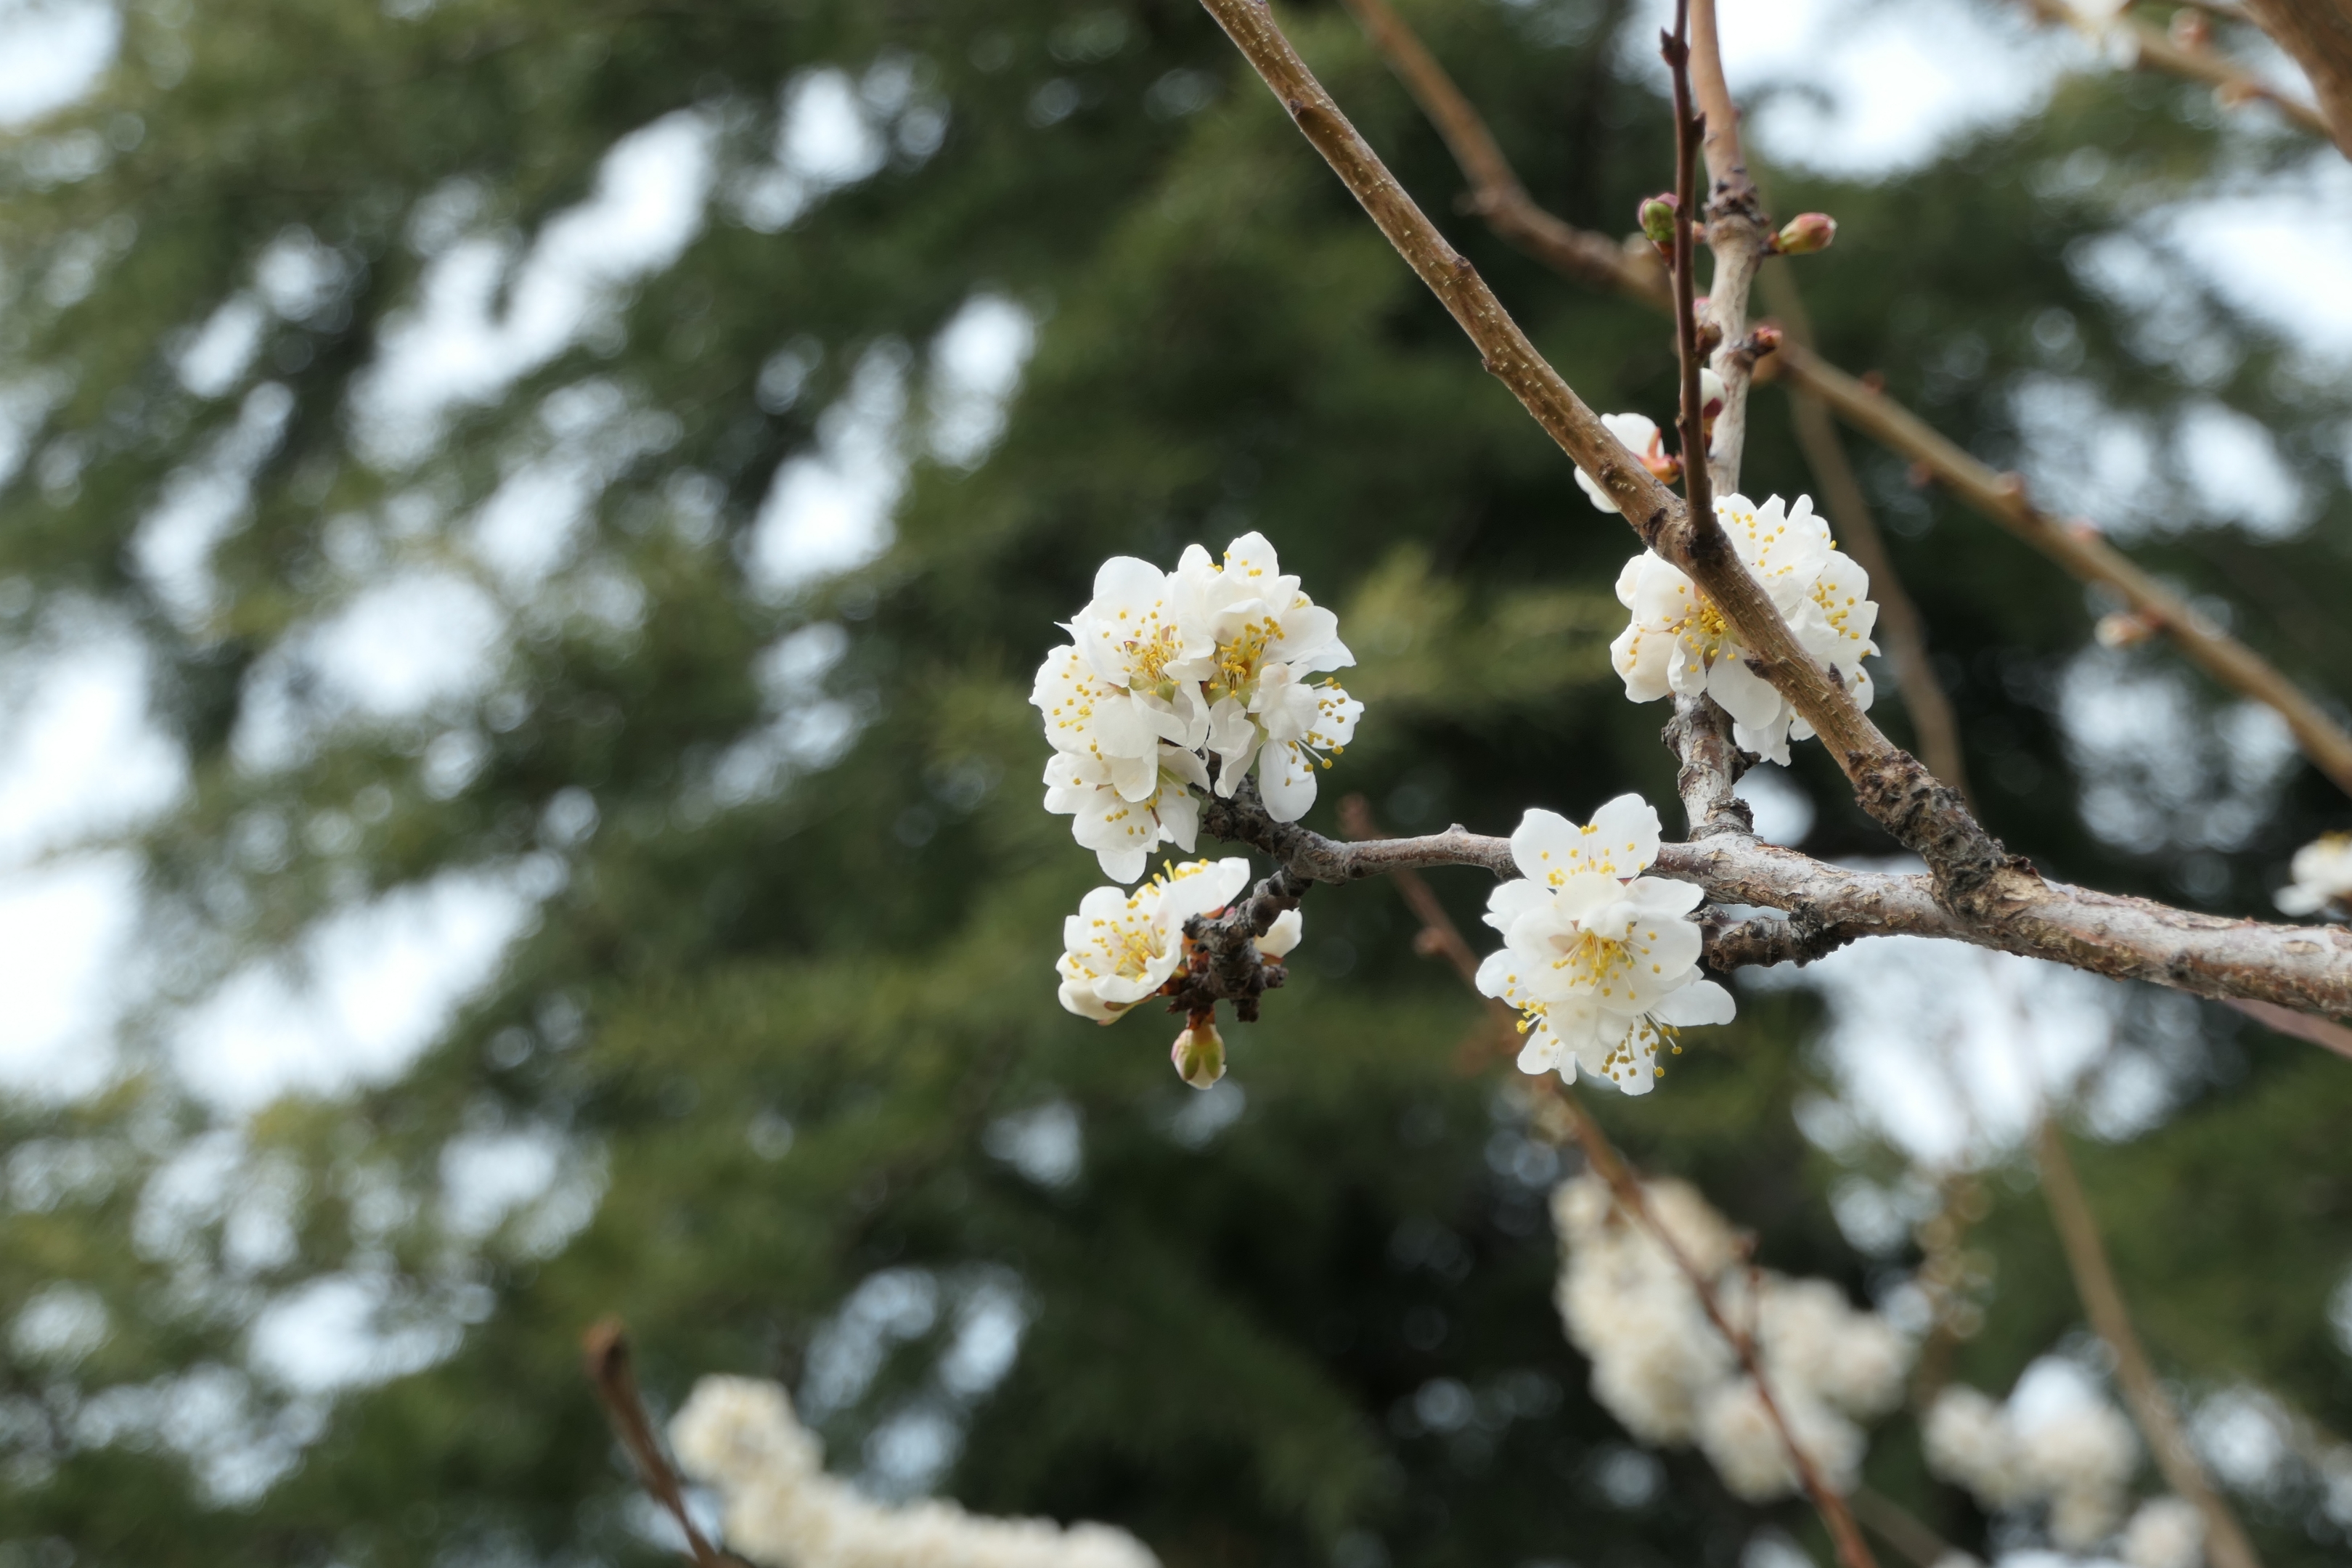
[1474,947,1519,1001]
[1652,979,1736,1026]
[1585,793,1662,874]
[1706,656,1784,734]
[1255,907,1304,958]
[1509,807,1580,883]
[1482,878,1553,934]
[1257,738,1319,821]
[1624,875,1705,915]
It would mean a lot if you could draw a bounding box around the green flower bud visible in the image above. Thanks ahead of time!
[1171,1014,1226,1090]
[1637,193,1681,248]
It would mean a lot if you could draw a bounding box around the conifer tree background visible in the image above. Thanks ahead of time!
[4,1,2352,1565]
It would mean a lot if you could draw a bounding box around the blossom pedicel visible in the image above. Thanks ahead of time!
[1474,794,1734,1095]
[1032,533,1362,880]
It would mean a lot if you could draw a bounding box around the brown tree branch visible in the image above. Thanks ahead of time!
[1776,343,2352,800]
[2238,0,2352,153]
[2033,1122,2265,1568]
[1342,799,1879,1568]
[1201,789,2352,1018]
[1339,0,2352,803]
[582,1318,738,1568]
[2019,0,2339,147]
[1665,3,1713,526]
[2226,995,2352,1058]
[1760,265,1972,802]
[1686,0,1770,498]
[1848,1486,1959,1568]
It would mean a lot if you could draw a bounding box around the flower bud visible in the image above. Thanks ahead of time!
[1172,1013,1226,1090]
[2094,610,2162,649]
[1773,212,1837,256]
[1637,193,1680,249]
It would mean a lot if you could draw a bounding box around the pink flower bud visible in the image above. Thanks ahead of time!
[1637,193,1681,249]
[1773,213,1837,256]
[1172,1014,1226,1090]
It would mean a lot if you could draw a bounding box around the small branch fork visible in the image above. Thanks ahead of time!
[1334,0,2352,803]
[1339,799,1881,1568]
[582,1318,740,1568]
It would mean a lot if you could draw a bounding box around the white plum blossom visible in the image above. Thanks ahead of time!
[671,1376,1159,1568]
[1575,412,1674,514]
[1551,1175,1913,1502]
[1042,743,1209,884]
[2276,831,2352,918]
[1574,375,1720,513]
[1172,532,1360,820]
[1032,534,1363,878]
[1474,794,1734,1095]
[1924,1376,2140,1551]
[2121,1496,2205,1568]
[1608,492,1879,765]
[1055,857,1251,1024]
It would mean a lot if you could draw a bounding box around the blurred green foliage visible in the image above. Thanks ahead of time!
[3,1,2351,1565]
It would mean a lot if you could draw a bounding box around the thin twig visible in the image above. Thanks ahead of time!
[2033,1123,2265,1568]
[1664,3,1712,527]
[582,1318,735,1567]
[2235,0,2352,157]
[1337,0,2352,802]
[1342,797,1880,1568]
[2225,996,2352,1060]
[1771,342,2352,800]
[1848,1485,1959,1568]
[2019,0,2335,144]
[1686,0,1769,498]
[1760,264,1972,803]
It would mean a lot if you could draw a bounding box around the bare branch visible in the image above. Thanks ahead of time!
[1334,0,1669,302]
[1665,4,1713,524]
[1849,1487,1961,1568]
[2226,996,2352,1060]
[2021,0,2339,147]
[2033,1122,2265,1568]
[1203,788,2352,1018]
[1339,0,2352,802]
[582,1318,738,1568]
[1775,342,2352,799]
[1686,0,1771,497]
[1760,265,1972,802]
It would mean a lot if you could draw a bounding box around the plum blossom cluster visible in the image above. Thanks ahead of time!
[1924,1379,2140,1551]
[1551,1175,1911,1502]
[1032,533,1362,883]
[1584,468,1882,764]
[671,1376,1158,1568]
[2120,1496,2208,1568]
[2276,831,2352,919]
[1476,795,1735,1095]
[1053,857,1299,1085]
